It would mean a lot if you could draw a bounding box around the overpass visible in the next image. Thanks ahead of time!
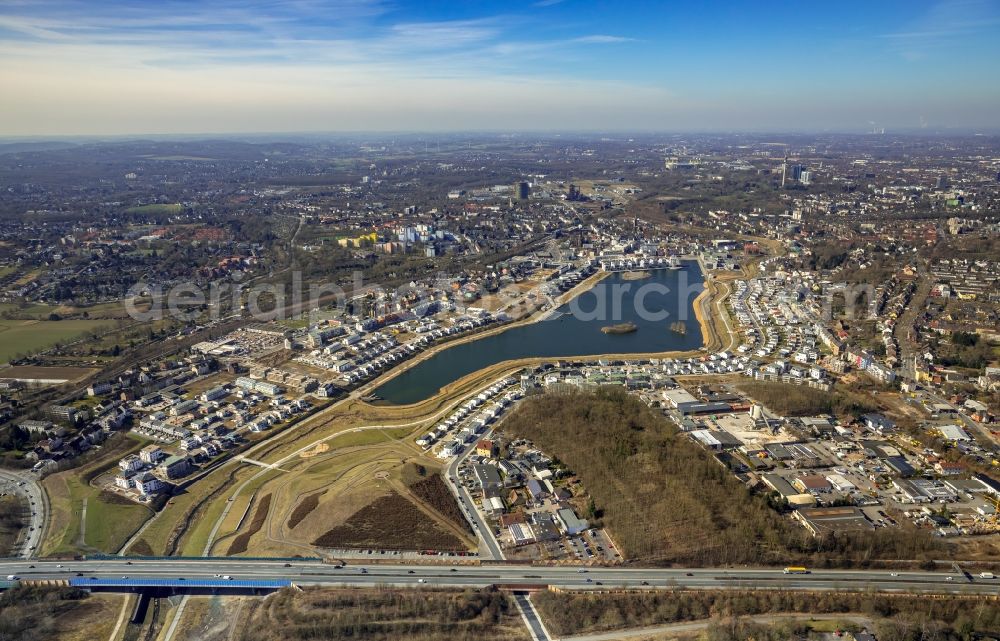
[69,576,290,595]
[2,558,999,596]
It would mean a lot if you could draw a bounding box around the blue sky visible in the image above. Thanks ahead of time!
[1,0,998,135]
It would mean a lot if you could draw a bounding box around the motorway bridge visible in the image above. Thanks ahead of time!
[2,557,999,596]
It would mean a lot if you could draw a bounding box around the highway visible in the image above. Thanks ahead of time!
[2,558,999,595]
[0,468,47,558]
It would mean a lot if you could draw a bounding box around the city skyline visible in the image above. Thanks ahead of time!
[1,0,1000,136]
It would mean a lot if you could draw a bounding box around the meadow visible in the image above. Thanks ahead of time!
[0,318,113,363]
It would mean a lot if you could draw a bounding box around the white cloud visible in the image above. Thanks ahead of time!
[572,35,635,44]
[881,0,1000,58]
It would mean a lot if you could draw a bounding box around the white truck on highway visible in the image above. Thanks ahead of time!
[979,572,995,579]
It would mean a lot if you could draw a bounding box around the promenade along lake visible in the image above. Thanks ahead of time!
[371,264,706,405]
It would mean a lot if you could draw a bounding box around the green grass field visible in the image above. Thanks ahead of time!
[0,318,113,362]
[0,302,61,318]
[0,300,132,320]
[42,435,151,555]
[125,203,183,214]
[84,492,154,552]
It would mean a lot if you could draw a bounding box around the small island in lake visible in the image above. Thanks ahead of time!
[621,270,652,281]
[669,321,687,335]
[601,322,638,335]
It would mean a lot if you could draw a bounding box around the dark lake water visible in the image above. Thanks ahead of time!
[371,263,705,404]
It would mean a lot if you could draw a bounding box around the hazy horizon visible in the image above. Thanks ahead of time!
[4,128,1000,145]
[2,0,999,136]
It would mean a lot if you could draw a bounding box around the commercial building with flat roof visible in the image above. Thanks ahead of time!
[556,508,589,535]
[793,507,873,536]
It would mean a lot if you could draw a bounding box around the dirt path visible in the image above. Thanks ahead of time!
[388,476,477,549]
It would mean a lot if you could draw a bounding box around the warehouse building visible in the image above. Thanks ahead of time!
[794,507,874,536]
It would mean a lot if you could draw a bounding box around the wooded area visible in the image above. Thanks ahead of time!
[532,589,999,640]
[0,586,108,641]
[236,587,528,641]
[736,380,880,418]
[0,495,25,557]
[500,388,939,565]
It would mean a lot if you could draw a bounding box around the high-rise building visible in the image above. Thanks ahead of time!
[515,181,530,200]
[789,164,804,181]
[800,170,812,185]
[936,175,949,189]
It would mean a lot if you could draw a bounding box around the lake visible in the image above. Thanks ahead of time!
[371,263,705,404]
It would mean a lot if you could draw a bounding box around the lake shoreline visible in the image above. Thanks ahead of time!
[367,264,718,404]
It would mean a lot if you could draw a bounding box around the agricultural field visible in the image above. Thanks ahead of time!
[125,203,183,214]
[0,300,137,320]
[0,365,96,383]
[0,318,114,363]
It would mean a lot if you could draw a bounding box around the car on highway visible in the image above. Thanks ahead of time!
[417,579,426,583]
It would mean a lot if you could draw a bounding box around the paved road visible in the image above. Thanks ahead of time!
[515,592,552,641]
[921,386,985,437]
[0,468,48,558]
[2,558,999,595]
[445,429,504,560]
